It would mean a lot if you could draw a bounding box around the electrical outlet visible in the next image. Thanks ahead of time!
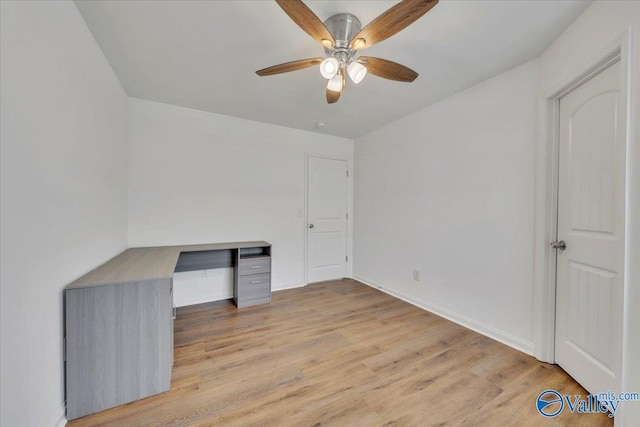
[412,269,420,281]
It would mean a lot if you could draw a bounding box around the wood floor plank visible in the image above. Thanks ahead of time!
[66,279,613,426]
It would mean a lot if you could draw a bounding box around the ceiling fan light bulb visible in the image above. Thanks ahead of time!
[327,74,343,92]
[348,62,367,84]
[321,39,333,48]
[352,38,366,50]
[320,58,339,79]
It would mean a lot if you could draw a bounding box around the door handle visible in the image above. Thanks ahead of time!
[551,240,567,250]
[308,224,314,229]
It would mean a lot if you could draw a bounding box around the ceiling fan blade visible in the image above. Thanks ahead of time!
[275,0,335,48]
[326,87,341,104]
[326,68,346,104]
[350,0,438,50]
[256,58,323,76]
[359,57,418,82]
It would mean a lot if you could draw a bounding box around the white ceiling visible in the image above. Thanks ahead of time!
[75,0,591,138]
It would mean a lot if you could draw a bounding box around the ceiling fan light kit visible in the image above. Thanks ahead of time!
[347,61,367,84]
[320,57,339,79]
[327,73,343,92]
[322,13,367,85]
[256,0,439,104]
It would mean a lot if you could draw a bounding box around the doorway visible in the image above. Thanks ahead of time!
[553,59,626,395]
[306,156,348,283]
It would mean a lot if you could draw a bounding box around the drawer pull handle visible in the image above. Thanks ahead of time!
[250,280,261,284]
[250,266,262,269]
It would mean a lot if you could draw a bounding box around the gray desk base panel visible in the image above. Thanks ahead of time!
[65,279,173,420]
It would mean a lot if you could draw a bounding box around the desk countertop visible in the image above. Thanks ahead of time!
[66,241,271,290]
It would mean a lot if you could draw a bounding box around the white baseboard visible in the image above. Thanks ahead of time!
[50,406,67,427]
[273,281,306,291]
[352,274,534,356]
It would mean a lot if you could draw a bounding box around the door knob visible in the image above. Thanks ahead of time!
[551,240,566,250]
[308,224,314,229]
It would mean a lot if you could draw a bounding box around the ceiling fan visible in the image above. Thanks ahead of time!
[256,0,439,104]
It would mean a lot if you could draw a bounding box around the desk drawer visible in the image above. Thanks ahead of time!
[238,257,271,276]
[238,273,270,300]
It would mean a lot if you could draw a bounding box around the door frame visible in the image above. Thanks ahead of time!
[532,30,631,369]
[303,154,352,285]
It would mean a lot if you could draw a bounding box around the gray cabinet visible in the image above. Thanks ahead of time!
[65,278,173,420]
[234,247,271,308]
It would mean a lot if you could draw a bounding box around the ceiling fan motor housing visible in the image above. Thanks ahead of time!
[323,13,361,58]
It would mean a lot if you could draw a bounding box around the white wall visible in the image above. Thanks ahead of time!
[353,59,540,354]
[0,2,129,427]
[128,98,353,302]
[173,268,234,307]
[534,1,640,424]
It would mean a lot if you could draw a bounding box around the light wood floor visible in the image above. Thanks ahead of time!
[67,279,613,426]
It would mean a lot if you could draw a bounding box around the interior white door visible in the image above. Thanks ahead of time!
[555,60,625,395]
[307,156,348,283]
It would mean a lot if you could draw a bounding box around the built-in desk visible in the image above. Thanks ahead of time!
[64,241,271,420]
